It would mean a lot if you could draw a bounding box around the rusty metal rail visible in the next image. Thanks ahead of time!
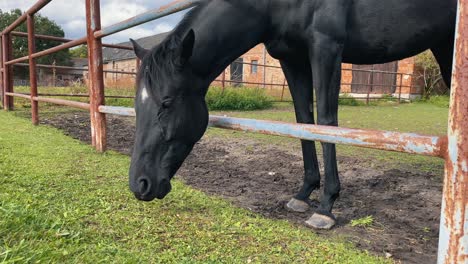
[1,0,466,263]
[98,105,446,158]
[94,0,202,39]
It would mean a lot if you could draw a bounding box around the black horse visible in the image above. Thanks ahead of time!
[129,0,456,229]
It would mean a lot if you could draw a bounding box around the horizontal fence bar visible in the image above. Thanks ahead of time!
[15,63,134,74]
[12,31,72,42]
[13,92,134,99]
[98,105,446,157]
[95,0,201,39]
[33,96,90,110]
[2,0,52,34]
[5,92,31,100]
[15,63,86,70]
[5,37,87,65]
[11,31,133,50]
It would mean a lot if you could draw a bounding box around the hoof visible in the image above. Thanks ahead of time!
[305,213,336,230]
[285,198,309,213]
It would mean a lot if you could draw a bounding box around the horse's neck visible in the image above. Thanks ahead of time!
[187,1,268,83]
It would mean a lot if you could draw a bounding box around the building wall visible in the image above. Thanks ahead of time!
[102,59,138,88]
[214,44,417,97]
[100,44,418,97]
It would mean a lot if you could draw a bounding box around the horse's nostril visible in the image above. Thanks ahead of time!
[138,176,151,196]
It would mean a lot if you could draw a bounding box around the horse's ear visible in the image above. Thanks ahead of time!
[130,39,149,59]
[180,29,195,62]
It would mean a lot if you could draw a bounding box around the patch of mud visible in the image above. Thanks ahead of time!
[41,112,442,263]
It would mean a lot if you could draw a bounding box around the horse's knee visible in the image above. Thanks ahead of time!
[304,169,320,186]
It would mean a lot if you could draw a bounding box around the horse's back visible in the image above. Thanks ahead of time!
[342,0,457,64]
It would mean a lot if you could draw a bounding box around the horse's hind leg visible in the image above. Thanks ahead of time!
[305,34,344,230]
[431,38,454,88]
[279,59,321,213]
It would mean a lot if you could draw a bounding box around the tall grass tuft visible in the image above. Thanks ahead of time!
[338,94,365,106]
[416,95,450,108]
[206,86,273,110]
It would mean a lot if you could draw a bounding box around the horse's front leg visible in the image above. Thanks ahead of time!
[305,33,344,230]
[279,59,321,213]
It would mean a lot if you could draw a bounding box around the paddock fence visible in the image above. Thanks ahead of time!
[0,0,466,263]
[6,57,420,104]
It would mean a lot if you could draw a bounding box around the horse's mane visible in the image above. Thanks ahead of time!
[139,0,209,92]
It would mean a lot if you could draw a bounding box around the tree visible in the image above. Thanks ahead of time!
[414,50,448,99]
[0,9,72,69]
[70,45,88,58]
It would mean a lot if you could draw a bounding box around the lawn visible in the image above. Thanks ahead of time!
[0,112,387,263]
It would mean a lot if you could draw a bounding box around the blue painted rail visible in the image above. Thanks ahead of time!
[98,105,446,158]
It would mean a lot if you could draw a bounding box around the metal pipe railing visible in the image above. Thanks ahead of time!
[1,0,52,34]
[11,31,134,50]
[94,0,202,39]
[98,105,446,158]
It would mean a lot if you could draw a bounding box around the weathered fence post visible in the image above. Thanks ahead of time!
[27,14,39,125]
[0,34,3,109]
[2,33,13,110]
[85,0,107,152]
[398,73,403,104]
[437,0,468,262]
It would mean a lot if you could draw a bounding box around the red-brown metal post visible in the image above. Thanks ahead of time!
[280,78,286,102]
[221,69,226,92]
[437,0,468,262]
[27,15,39,125]
[0,34,3,108]
[2,33,13,110]
[398,73,403,104]
[86,0,107,152]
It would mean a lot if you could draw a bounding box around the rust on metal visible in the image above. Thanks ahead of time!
[27,15,39,125]
[11,31,133,50]
[5,37,87,66]
[12,31,73,42]
[438,0,468,263]
[33,96,90,110]
[208,115,446,158]
[5,92,31,100]
[2,33,13,110]
[86,0,107,152]
[94,0,201,39]
[0,34,3,108]
[2,0,52,34]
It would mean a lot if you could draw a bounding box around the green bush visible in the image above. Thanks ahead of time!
[206,87,273,110]
[416,95,450,108]
[338,94,365,106]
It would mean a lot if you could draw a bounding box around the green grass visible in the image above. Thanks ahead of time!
[415,95,450,108]
[0,112,388,263]
[350,216,374,228]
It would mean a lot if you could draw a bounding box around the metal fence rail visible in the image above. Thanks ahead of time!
[0,0,466,263]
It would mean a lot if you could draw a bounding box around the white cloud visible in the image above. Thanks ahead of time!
[1,0,185,43]
[154,22,174,34]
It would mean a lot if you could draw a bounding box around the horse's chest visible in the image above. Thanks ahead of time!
[265,37,308,61]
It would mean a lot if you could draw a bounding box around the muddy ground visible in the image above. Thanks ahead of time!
[40,112,442,264]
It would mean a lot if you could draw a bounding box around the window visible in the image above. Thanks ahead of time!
[251,60,258,74]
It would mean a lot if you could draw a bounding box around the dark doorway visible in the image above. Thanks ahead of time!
[230,58,243,86]
[351,62,398,94]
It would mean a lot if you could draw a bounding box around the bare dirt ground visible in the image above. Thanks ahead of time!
[40,112,442,264]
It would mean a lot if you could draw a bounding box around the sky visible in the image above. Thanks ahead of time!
[0,0,187,44]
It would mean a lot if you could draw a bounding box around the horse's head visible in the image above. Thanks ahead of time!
[129,30,209,201]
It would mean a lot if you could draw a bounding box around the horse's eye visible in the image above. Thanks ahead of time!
[162,100,172,109]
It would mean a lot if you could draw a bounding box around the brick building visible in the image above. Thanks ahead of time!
[102,33,420,98]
